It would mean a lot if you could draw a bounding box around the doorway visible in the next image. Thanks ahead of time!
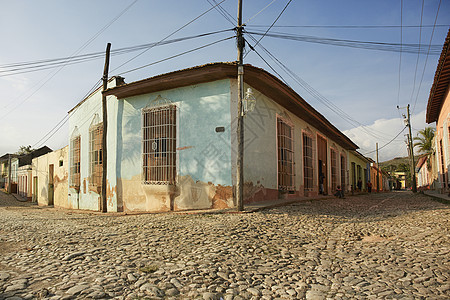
[48,164,54,205]
[317,136,327,195]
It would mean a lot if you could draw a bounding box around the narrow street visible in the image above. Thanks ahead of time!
[0,191,448,300]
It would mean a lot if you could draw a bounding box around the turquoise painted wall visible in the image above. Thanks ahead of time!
[117,79,232,186]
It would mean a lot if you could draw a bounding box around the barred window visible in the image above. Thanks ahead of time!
[89,123,103,187]
[142,105,176,185]
[331,149,338,191]
[70,136,81,187]
[340,155,346,188]
[303,133,313,191]
[277,117,294,191]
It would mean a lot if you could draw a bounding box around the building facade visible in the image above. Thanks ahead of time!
[426,29,450,194]
[67,63,358,212]
[32,146,68,207]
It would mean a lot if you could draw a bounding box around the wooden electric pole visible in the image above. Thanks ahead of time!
[406,104,417,193]
[101,43,111,213]
[236,0,244,211]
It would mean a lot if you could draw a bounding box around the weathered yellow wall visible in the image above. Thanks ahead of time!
[32,146,68,207]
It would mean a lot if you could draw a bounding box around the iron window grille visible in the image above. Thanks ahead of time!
[89,123,103,187]
[340,155,346,188]
[70,136,81,187]
[142,105,176,185]
[277,117,295,191]
[303,133,313,191]
[331,149,338,192]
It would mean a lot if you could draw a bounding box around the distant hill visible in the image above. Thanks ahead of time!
[380,156,420,171]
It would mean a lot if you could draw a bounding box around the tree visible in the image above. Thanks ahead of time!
[15,145,35,155]
[413,127,435,155]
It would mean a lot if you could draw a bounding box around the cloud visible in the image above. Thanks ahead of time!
[343,110,429,162]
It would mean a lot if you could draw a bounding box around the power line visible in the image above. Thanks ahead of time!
[361,126,407,156]
[412,0,442,114]
[396,0,403,108]
[246,24,449,29]
[244,33,390,141]
[118,36,234,75]
[244,0,293,59]
[0,30,233,77]
[245,31,442,54]
[0,0,138,121]
[32,79,102,149]
[111,0,227,73]
[408,0,425,108]
[243,0,278,26]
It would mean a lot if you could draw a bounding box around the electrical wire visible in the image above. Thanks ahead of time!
[362,126,407,156]
[397,0,403,108]
[246,24,449,29]
[245,31,442,54]
[111,0,227,73]
[408,0,425,107]
[244,33,389,141]
[243,0,278,26]
[32,79,102,149]
[244,0,293,59]
[412,0,442,114]
[118,36,234,75]
[0,0,138,121]
[0,30,233,77]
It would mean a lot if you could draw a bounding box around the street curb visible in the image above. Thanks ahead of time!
[423,192,450,205]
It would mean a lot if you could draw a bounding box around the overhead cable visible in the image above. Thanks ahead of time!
[245,31,442,54]
[0,30,233,77]
[111,0,227,73]
[361,126,407,156]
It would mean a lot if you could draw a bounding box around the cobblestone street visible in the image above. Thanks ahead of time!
[0,191,449,300]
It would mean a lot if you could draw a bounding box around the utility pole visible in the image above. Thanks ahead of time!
[101,43,111,213]
[236,0,245,211]
[406,104,417,193]
[376,142,380,192]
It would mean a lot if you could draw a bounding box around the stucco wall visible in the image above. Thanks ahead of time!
[242,84,350,201]
[17,166,32,199]
[32,146,68,208]
[116,79,233,212]
[348,152,369,191]
[68,80,120,211]
[435,90,450,189]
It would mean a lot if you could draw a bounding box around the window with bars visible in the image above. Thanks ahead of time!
[331,149,338,191]
[303,133,313,192]
[89,123,103,187]
[277,117,294,191]
[142,105,176,185]
[340,155,346,188]
[70,136,81,187]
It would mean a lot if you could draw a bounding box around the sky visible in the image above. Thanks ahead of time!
[0,0,449,162]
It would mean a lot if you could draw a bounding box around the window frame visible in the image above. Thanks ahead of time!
[142,104,177,185]
[70,135,81,188]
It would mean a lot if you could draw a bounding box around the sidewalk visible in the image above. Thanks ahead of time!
[423,190,450,204]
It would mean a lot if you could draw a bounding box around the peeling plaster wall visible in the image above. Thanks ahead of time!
[68,80,119,212]
[32,146,68,208]
[116,80,233,212]
[241,85,350,201]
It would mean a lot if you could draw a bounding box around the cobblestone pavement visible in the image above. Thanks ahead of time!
[0,191,449,300]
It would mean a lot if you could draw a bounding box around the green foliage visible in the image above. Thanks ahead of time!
[413,127,435,155]
[15,145,35,155]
